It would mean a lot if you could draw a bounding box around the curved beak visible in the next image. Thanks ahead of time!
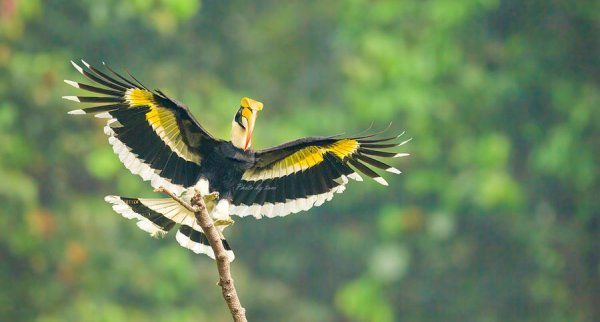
[239,97,263,151]
[243,110,257,151]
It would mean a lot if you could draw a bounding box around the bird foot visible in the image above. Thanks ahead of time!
[214,217,235,227]
[203,191,220,203]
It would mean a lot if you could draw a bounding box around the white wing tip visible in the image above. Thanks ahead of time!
[81,59,91,68]
[398,138,412,146]
[104,195,120,203]
[373,177,389,186]
[64,79,80,88]
[62,95,80,102]
[68,109,85,115]
[95,112,112,119]
[386,167,401,174]
[394,153,410,158]
[70,60,84,74]
[348,172,363,181]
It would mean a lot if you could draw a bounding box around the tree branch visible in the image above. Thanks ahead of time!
[156,187,247,322]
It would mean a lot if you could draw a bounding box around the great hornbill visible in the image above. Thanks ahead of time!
[64,60,410,261]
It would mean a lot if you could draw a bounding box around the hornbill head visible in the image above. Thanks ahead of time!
[231,97,263,151]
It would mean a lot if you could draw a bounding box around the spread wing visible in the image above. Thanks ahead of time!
[230,131,410,218]
[64,60,221,195]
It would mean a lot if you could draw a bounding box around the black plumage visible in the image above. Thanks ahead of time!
[66,60,410,217]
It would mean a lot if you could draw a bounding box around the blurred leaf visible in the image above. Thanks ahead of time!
[335,277,395,322]
[85,146,121,180]
[369,243,410,283]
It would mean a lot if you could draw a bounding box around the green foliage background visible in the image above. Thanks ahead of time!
[1,0,598,321]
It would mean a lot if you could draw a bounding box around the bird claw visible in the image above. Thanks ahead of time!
[203,191,220,202]
[214,217,235,227]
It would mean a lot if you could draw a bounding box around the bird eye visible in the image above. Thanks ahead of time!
[235,107,245,129]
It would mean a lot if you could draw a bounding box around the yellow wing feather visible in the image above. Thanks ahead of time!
[328,139,359,160]
[126,88,156,107]
[242,139,359,181]
[124,88,201,163]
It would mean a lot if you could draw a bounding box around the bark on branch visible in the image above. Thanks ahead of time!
[157,188,247,322]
